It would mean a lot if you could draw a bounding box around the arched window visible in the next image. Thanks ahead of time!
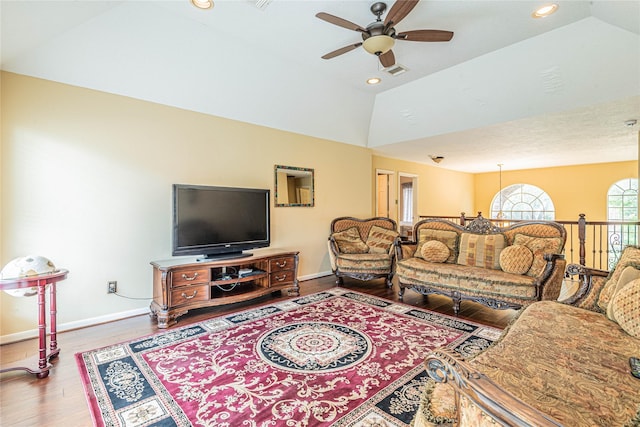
[607,178,638,265]
[490,184,555,220]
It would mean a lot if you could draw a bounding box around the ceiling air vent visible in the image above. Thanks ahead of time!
[384,64,408,76]
[249,0,273,10]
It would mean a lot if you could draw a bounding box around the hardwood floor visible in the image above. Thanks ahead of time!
[0,275,517,427]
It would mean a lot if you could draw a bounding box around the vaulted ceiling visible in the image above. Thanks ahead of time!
[2,0,639,172]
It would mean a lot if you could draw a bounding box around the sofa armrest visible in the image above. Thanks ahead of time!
[562,263,609,305]
[425,349,563,427]
[395,240,416,261]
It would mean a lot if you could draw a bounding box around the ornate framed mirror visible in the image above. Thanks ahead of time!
[274,165,314,207]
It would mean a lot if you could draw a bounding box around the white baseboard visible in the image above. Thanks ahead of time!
[0,271,334,345]
[299,271,332,281]
[0,307,149,345]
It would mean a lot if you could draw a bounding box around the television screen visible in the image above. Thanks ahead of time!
[172,184,270,259]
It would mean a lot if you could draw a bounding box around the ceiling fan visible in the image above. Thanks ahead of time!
[316,0,453,68]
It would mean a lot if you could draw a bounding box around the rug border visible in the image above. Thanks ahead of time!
[74,288,503,427]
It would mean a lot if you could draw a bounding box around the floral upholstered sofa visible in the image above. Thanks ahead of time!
[396,214,567,314]
[414,245,640,426]
[328,217,400,287]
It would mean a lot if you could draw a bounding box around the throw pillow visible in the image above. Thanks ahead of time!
[609,277,640,338]
[332,227,368,254]
[414,229,459,263]
[366,225,399,254]
[513,234,564,277]
[597,246,640,312]
[421,240,450,263]
[607,266,640,320]
[457,233,506,270]
[499,244,534,275]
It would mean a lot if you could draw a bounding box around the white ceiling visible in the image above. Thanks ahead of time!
[2,0,639,172]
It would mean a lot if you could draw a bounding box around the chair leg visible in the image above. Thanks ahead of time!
[453,298,461,315]
[335,275,344,286]
[398,286,405,300]
[386,274,393,288]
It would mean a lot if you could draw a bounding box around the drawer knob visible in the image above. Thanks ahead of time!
[276,261,287,268]
[181,290,198,299]
[181,272,199,281]
[274,274,287,282]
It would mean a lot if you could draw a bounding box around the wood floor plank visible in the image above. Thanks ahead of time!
[0,276,517,426]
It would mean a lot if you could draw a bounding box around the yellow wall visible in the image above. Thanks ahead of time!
[0,72,373,338]
[2,71,637,339]
[474,162,638,221]
[372,156,475,222]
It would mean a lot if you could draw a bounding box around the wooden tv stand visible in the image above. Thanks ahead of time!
[150,249,299,328]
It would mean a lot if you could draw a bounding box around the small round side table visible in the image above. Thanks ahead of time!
[0,269,69,378]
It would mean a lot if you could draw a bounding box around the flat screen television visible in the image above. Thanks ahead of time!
[172,184,270,260]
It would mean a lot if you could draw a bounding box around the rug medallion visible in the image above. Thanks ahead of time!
[76,289,502,426]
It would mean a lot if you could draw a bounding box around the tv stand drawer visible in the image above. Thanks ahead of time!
[270,270,295,285]
[270,257,295,272]
[171,268,209,287]
[170,284,209,305]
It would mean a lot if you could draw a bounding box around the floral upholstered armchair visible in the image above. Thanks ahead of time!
[328,217,400,287]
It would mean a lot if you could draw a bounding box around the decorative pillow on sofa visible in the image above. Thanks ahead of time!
[499,244,534,275]
[421,240,450,263]
[414,229,458,263]
[332,227,368,254]
[457,233,506,270]
[366,225,399,254]
[513,234,564,277]
[609,277,640,338]
[597,246,640,312]
[606,266,640,320]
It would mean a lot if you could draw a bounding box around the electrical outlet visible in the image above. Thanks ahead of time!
[108,281,117,294]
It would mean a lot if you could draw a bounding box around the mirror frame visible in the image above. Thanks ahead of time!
[274,165,315,207]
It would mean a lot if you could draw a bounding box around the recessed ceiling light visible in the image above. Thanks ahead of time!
[366,77,382,85]
[532,4,558,18]
[191,0,213,10]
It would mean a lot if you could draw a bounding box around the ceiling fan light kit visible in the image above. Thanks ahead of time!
[363,35,395,55]
[316,0,454,69]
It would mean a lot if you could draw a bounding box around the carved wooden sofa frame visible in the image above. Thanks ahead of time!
[395,214,567,314]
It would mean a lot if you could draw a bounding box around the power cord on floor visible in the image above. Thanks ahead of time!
[112,291,153,300]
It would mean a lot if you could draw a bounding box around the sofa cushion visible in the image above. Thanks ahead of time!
[575,276,607,313]
[610,277,640,338]
[513,234,564,277]
[415,229,458,263]
[365,225,398,254]
[607,266,640,320]
[397,258,538,301]
[335,252,392,274]
[332,227,368,254]
[597,246,640,312]
[499,244,534,275]
[470,301,640,426]
[457,233,505,270]
[421,240,450,263]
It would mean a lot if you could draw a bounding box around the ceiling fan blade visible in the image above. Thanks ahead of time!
[384,0,419,27]
[397,30,454,42]
[321,42,363,60]
[379,50,396,68]
[316,12,366,32]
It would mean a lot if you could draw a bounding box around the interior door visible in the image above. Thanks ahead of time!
[376,170,395,220]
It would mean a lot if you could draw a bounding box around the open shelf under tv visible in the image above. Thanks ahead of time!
[150,248,299,328]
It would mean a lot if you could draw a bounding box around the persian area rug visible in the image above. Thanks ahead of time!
[76,289,502,427]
